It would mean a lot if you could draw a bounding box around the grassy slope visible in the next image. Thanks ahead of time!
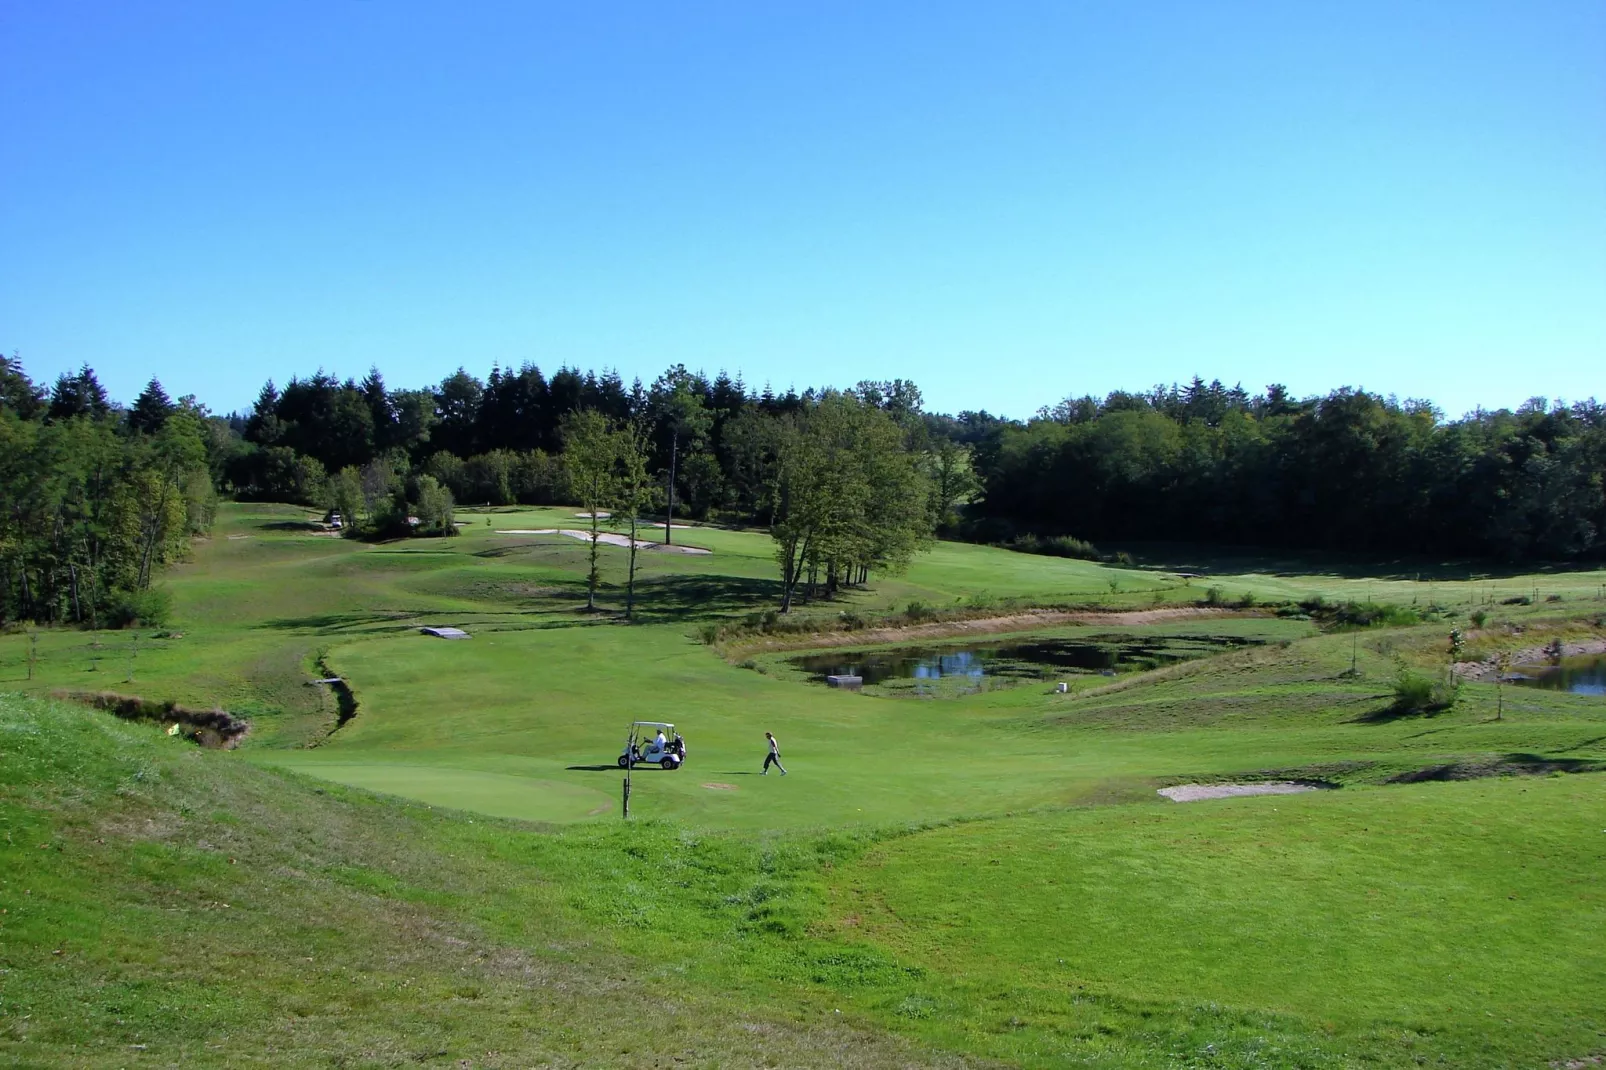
[0,693,969,1069]
[4,503,1606,1067]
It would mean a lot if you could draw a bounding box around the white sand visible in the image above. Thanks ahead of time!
[1158,782,1321,802]
[496,529,712,554]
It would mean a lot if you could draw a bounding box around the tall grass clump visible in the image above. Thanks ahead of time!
[1390,668,1460,715]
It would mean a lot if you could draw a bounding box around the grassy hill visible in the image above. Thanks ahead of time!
[3,502,1605,1067]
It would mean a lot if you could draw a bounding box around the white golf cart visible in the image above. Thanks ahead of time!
[618,720,685,771]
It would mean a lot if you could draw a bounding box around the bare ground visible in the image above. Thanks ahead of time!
[496,529,713,554]
[1454,636,1606,680]
[1158,782,1323,802]
[733,607,1242,656]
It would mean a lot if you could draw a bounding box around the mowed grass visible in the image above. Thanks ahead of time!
[4,502,1606,1066]
[824,776,1606,1068]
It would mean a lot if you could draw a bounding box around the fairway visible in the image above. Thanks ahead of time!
[4,502,1606,1068]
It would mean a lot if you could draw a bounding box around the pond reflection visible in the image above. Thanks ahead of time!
[791,634,1259,687]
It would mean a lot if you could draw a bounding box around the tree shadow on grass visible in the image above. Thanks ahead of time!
[627,574,783,624]
[260,612,418,634]
[1349,702,1450,725]
[1115,541,1606,582]
[1387,753,1606,782]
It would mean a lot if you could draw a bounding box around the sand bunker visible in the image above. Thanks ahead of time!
[496,529,712,554]
[1158,782,1321,802]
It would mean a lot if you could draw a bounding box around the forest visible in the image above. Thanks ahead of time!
[0,360,218,627]
[3,353,1603,627]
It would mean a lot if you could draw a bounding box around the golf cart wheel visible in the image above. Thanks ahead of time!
[661,758,678,770]
[617,755,629,768]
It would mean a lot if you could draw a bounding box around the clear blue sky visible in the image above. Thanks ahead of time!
[3,1,1602,420]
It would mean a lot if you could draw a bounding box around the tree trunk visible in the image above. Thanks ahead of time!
[69,561,83,624]
[665,434,677,545]
[587,488,601,610]
[626,512,638,620]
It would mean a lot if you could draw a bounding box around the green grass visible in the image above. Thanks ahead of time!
[4,502,1606,1066]
[825,778,1606,1067]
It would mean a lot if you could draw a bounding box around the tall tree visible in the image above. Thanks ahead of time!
[47,365,111,422]
[611,420,658,621]
[561,409,616,611]
[650,367,712,545]
[128,378,175,435]
[0,354,45,419]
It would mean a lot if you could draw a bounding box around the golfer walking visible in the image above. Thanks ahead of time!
[761,731,787,775]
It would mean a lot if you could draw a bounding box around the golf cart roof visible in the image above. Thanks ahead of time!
[631,721,675,731]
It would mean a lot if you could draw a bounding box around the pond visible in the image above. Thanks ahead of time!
[789,633,1262,689]
[1513,655,1606,696]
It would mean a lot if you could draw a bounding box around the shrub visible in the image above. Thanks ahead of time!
[1502,595,1531,606]
[1238,590,1257,609]
[905,600,932,622]
[1471,609,1489,628]
[698,623,720,645]
[999,533,1101,560]
[102,587,172,629]
[1204,585,1226,606]
[1390,668,1459,715]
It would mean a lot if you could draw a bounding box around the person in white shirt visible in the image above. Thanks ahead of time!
[761,731,787,775]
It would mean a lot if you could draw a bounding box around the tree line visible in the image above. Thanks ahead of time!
[969,379,1606,562]
[1,359,220,628]
[5,353,1601,628]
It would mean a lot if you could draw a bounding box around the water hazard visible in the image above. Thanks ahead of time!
[790,633,1260,688]
[1514,656,1606,696]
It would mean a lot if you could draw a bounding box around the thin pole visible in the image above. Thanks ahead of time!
[622,726,634,818]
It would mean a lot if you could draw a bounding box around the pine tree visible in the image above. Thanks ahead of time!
[128,378,175,435]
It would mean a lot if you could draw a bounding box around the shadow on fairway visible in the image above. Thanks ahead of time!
[260,612,418,634]
[1387,753,1606,782]
[630,574,783,623]
[1116,541,1606,582]
[565,764,621,772]
[1349,702,1450,725]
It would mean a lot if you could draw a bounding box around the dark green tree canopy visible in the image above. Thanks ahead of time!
[128,378,175,435]
[47,364,111,422]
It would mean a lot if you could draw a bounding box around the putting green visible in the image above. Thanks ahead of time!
[259,760,619,822]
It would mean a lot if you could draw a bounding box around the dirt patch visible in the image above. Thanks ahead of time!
[738,607,1241,656]
[701,782,739,791]
[1455,637,1606,680]
[1158,781,1324,802]
[52,689,250,749]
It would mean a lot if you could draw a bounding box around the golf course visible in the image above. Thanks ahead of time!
[3,502,1603,1067]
